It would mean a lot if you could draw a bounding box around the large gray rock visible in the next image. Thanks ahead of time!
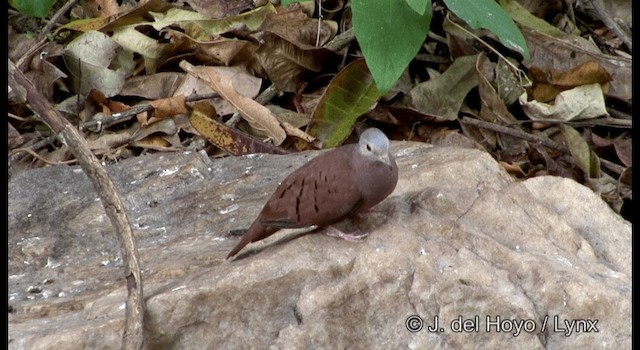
[8,141,631,349]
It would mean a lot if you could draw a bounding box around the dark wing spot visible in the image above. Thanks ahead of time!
[294,178,306,223]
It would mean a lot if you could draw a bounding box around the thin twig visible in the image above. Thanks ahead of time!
[460,116,569,153]
[447,16,532,87]
[600,158,625,176]
[9,147,78,165]
[584,0,631,50]
[9,134,59,164]
[513,117,631,129]
[16,0,80,70]
[606,107,631,120]
[315,0,322,47]
[323,28,355,51]
[559,117,631,129]
[82,104,152,132]
[462,116,629,178]
[38,0,80,42]
[427,31,448,45]
[81,92,221,131]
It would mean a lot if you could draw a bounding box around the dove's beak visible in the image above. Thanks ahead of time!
[377,152,392,166]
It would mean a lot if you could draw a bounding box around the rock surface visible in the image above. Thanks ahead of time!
[8,141,631,349]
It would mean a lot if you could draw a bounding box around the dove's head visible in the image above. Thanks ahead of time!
[358,128,393,166]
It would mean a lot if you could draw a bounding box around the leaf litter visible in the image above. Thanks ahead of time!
[8,0,631,220]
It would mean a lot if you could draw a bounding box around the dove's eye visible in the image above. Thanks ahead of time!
[366,144,372,152]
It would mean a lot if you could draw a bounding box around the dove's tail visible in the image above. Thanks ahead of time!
[226,219,278,259]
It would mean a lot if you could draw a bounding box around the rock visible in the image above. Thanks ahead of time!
[8,141,631,349]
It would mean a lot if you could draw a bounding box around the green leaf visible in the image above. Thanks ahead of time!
[498,0,565,37]
[281,0,314,6]
[307,59,382,148]
[10,0,56,18]
[352,0,432,94]
[405,0,430,15]
[443,0,530,60]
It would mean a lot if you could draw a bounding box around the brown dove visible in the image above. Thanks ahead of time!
[226,128,398,259]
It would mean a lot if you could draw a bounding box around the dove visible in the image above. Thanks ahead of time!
[226,128,398,259]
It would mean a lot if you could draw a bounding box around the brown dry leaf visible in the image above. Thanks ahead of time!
[131,135,174,151]
[19,42,66,100]
[132,115,179,142]
[591,132,632,168]
[255,32,334,92]
[79,90,131,125]
[544,61,612,87]
[265,104,310,129]
[613,139,632,168]
[281,122,316,144]
[619,167,631,188]
[365,105,400,125]
[8,26,39,62]
[180,61,286,145]
[261,6,338,47]
[252,8,337,92]
[528,82,562,104]
[97,0,174,32]
[123,66,260,122]
[121,72,186,99]
[25,58,68,102]
[476,54,518,124]
[528,144,582,180]
[521,26,631,103]
[259,105,318,147]
[519,84,608,121]
[136,111,150,126]
[172,66,262,116]
[163,29,258,67]
[86,131,132,151]
[147,95,188,122]
[83,0,121,18]
[472,54,522,151]
[105,100,130,114]
[8,124,26,149]
[181,0,253,19]
[499,161,527,177]
[189,101,287,155]
[529,61,612,102]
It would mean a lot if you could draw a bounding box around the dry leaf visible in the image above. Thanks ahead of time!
[519,84,608,121]
[147,95,188,121]
[189,101,287,155]
[180,61,286,145]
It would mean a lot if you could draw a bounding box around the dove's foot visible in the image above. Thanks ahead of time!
[324,225,370,242]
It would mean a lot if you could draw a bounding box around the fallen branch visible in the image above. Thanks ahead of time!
[9,59,145,350]
[460,116,569,153]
